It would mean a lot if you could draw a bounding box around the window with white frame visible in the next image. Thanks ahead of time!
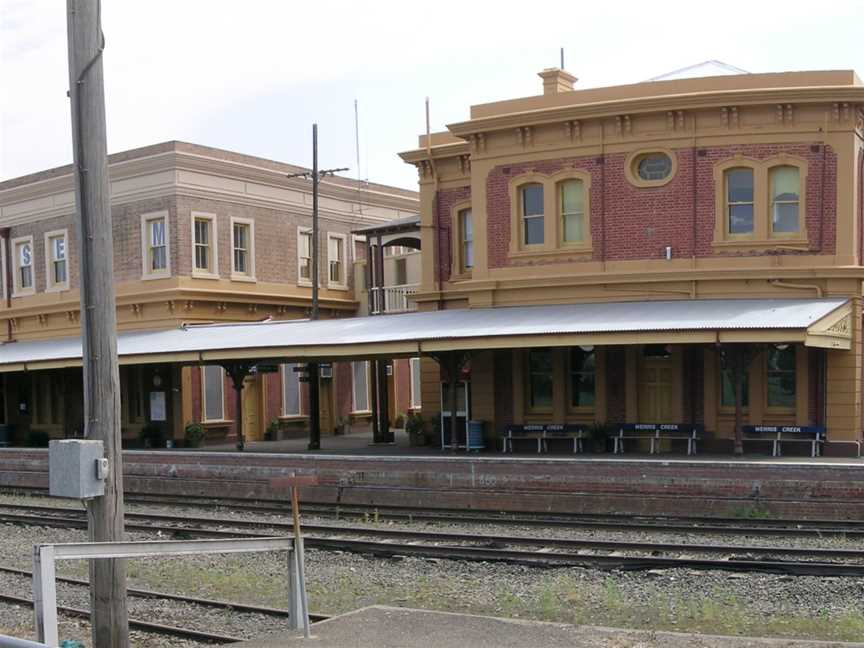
[141,212,169,278]
[202,365,225,421]
[328,233,346,287]
[297,228,312,284]
[192,214,217,276]
[281,363,302,416]
[12,236,34,295]
[352,361,369,412]
[45,230,68,291]
[231,218,254,279]
[410,357,422,409]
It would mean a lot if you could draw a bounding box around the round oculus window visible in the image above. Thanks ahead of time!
[636,153,673,182]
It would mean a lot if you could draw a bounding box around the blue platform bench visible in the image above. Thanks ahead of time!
[613,423,703,456]
[503,424,588,454]
[742,425,825,457]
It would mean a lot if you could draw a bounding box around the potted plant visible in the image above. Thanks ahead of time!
[184,422,205,448]
[264,418,280,441]
[589,421,612,453]
[333,415,350,436]
[405,411,426,446]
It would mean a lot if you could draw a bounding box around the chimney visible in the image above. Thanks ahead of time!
[538,68,577,95]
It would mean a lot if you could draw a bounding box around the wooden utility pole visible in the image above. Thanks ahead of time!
[66,1,129,646]
[286,125,347,451]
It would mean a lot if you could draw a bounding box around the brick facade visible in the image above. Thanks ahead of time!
[484,143,837,269]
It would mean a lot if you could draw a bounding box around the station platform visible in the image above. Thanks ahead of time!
[240,605,861,647]
[202,428,864,463]
[3,439,864,520]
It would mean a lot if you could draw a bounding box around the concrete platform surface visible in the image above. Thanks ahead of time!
[240,606,863,648]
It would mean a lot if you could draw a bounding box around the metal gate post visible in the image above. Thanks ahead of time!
[287,543,302,631]
[32,545,58,647]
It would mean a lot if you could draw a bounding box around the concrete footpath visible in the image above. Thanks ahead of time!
[240,606,864,648]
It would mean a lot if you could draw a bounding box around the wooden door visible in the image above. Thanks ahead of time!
[639,357,674,422]
[242,376,262,442]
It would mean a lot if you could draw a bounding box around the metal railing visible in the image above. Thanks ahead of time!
[32,536,306,646]
[369,284,419,314]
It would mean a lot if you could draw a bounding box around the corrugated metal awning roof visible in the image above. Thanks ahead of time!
[0,298,850,371]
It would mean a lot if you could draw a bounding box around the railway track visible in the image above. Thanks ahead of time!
[2,505,864,577]
[0,591,245,644]
[0,565,329,623]
[6,488,864,537]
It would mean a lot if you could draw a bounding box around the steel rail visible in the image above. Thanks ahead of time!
[119,494,864,536]
[3,506,864,561]
[3,509,864,576]
[0,565,329,623]
[4,498,864,539]
[5,488,864,534]
[0,592,244,644]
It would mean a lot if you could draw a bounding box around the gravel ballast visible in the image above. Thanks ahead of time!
[0,494,863,645]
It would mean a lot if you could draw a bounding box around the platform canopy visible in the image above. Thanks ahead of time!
[0,298,851,372]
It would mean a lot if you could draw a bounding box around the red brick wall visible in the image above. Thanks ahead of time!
[434,186,471,282]
[485,143,837,268]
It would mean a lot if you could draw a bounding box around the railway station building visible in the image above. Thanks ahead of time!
[397,66,864,456]
[0,141,420,446]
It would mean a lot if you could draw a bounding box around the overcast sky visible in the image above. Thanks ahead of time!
[2,0,864,191]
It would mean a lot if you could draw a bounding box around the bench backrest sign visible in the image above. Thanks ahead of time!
[619,423,704,432]
[744,425,825,434]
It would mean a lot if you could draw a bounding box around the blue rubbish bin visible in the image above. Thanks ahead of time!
[467,420,485,451]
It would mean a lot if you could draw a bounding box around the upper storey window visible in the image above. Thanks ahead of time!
[45,230,68,291]
[625,149,677,188]
[298,228,312,285]
[559,179,585,244]
[713,156,807,248]
[327,233,347,288]
[521,183,544,246]
[450,202,473,279]
[230,217,255,281]
[459,208,473,270]
[13,236,34,296]
[141,212,170,279]
[508,170,592,259]
[192,213,218,278]
[637,153,672,181]
[726,168,754,236]
[770,166,800,235]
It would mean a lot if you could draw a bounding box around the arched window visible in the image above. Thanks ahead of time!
[559,179,585,243]
[769,166,800,235]
[520,183,544,245]
[725,168,754,235]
